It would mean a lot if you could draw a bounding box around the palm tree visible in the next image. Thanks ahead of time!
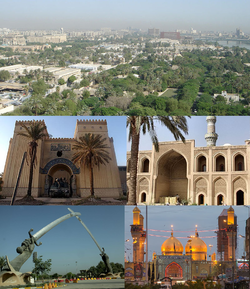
[72,133,111,197]
[127,116,189,205]
[17,121,48,198]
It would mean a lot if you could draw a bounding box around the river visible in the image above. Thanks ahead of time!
[217,40,250,50]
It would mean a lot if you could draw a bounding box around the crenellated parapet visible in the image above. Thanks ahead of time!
[76,119,107,125]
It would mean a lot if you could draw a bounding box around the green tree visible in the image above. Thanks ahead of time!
[0,256,6,271]
[25,95,43,116]
[80,79,90,87]
[0,70,11,82]
[51,273,59,279]
[58,78,66,85]
[32,79,49,96]
[17,121,48,197]
[65,272,74,279]
[127,116,188,205]
[58,60,65,67]
[72,133,111,197]
[68,75,77,84]
[32,255,52,279]
[82,90,90,99]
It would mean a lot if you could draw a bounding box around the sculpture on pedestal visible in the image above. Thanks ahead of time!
[0,211,80,286]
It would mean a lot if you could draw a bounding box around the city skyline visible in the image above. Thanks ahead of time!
[1,0,250,33]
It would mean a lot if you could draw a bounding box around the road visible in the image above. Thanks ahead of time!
[62,279,124,289]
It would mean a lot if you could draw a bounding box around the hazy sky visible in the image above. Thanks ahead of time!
[0,206,124,275]
[1,0,250,33]
[125,206,249,263]
[0,116,126,173]
[127,116,250,152]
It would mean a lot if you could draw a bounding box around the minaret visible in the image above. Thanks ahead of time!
[131,207,146,263]
[205,116,218,146]
[217,206,237,261]
[226,206,237,261]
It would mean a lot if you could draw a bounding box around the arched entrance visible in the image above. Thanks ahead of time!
[41,158,80,197]
[141,192,146,202]
[198,194,204,205]
[217,194,224,205]
[165,262,183,278]
[236,190,244,205]
[46,164,74,197]
[155,151,187,203]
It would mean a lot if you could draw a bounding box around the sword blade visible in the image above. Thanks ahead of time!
[33,211,81,241]
[68,208,103,253]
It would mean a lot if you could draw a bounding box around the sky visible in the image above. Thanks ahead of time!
[125,205,250,263]
[127,116,250,152]
[0,206,124,275]
[0,0,250,33]
[0,116,126,173]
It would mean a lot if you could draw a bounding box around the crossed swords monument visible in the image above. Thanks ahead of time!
[0,208,113,286]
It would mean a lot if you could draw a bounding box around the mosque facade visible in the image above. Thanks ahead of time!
[125,206,237,284]
[2,119,122,198]
[127,117,250,206]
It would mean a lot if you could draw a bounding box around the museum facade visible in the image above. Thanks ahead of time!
[2,119,122,198]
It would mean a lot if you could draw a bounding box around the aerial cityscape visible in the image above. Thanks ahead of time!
[1,1,250,289]
[1,0,250,116]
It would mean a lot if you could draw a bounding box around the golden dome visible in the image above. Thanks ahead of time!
[161,228,183,255]
[185,227,207,258]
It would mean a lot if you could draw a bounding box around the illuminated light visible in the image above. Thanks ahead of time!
[149,229,218,233]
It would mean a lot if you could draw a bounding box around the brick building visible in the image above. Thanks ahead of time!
[127,117,250,205]
[2,119,122,198]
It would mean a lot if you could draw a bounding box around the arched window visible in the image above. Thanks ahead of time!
[235,154,244,171]
[217,194,224,205]
[216,155,225,172]
[236,190,244,205]
[141,192,146,202]
[198,194,204,205]
[197,156,207,172]
[142,158,149,172]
